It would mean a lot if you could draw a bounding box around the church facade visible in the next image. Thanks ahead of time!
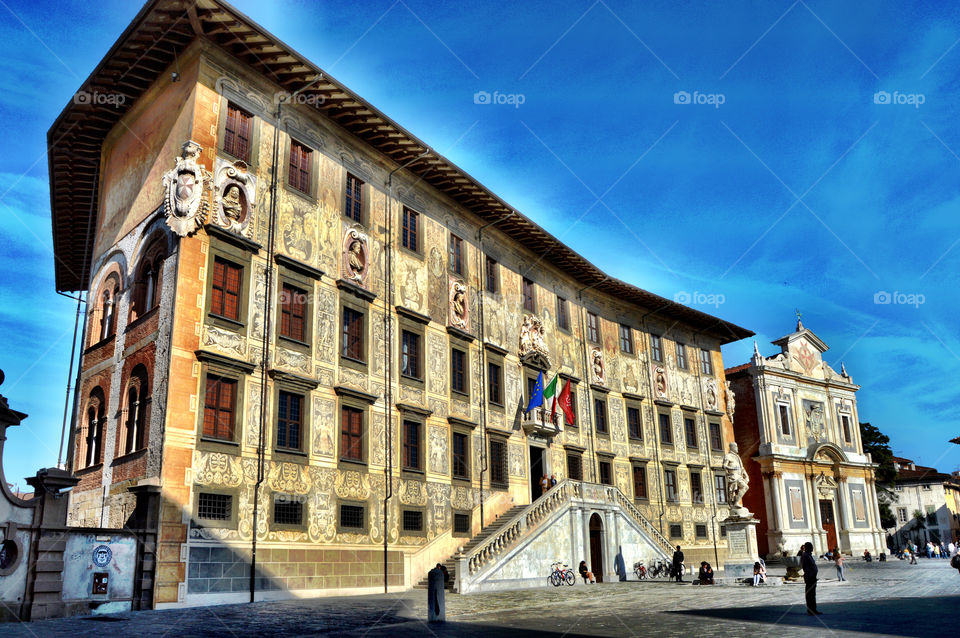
[49,0,752,606]
[726,321,885,558]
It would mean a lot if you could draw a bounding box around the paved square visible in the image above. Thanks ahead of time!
[4,559,959,636]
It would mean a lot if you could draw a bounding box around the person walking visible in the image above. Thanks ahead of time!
[909,548,918,565]
[834,551,845,582]
[948,541,957,558]
[672,545,685,583]
[801,541,821,615]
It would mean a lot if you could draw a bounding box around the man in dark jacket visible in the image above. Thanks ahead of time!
[801,541,821,615]
[672,545,685,582]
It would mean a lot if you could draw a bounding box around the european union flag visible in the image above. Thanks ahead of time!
[525,371,544,414]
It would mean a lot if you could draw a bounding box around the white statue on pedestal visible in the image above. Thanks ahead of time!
[723,442,750,516]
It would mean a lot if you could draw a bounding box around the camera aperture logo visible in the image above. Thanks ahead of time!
[674,290,725,308]
[275,90,325,106]
[873,290,925,307]
[474,90,525,108]
[873,90,924,108]
[73,90,126,108]
[673,90,725,108]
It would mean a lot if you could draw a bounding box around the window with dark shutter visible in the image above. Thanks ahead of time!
[223,103,252,162]
[490,439,508,487]
[288,140,312,193]
[451,348,467,394]
[402,208,419,251]
[632,465,647,499]
[449,234,464,275]
[627,406,642,440]
[599,461,612,485]
[276,391,302,451]
[650,335,663,362]
[342,307,364,361]
[619,324,633,353]
[487,362,502,405]
[709,422,722,450]
[522,278,536,312]
[594,398,608,434]
[587,312,599,342]
[715,474,727,503]
[485,256,498,293]
[691,472,703,504]
[279,283,306,342]
[401,330,421,379]
[566,452,583,481]
[684,417,697,448]
[403,420,421,471]
[700,348,714,375]
[659,412,672,444]
[211,257,242,321]
[203,375,236,441]
[664,469,678,501]
[556,296,569,330]
[452,432,469,479]
[340,406,363,462]
[675,343,687,369]
[345,173,363,222]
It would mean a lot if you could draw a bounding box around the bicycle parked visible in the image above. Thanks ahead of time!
[647,557,671,578]
[548,561,576,586]
[633,561,647,580]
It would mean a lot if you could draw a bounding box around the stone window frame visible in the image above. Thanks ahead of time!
[630,459,648,501]
[836,404,855,445]
[593,389,610,437]
[336,387,377,470]
[708,421,723,451]
[275,263,316,354]
[270,491,308,532]
[774,395,795,441]
[337,499,369,534]
[556,295,570,333]
[689,468,705,505]
[522,277,537,313]
[597,457,613,486]
[269,370,318,462]
[683,413,698,450]
[450,424,473,483]
[657,409,673,446]
[195,351,254,454]
[662,465,679,503]
[714,472,727,504]
[649,334,664,363]
[399,206,422,257]
[282,132,320,203]
[448,231,466,277]
[452,510,472,538]
[396,307,428,389]
[565,445,585,481]
[669,523,683,539]
[343,171,370,227]
[449,336,471,400]
[339,292,369,373]
[488,433,509,490]
[618,323,634,354]
[626,401,643,441]
[204,236,255,333]
[484,255,499,295]
[695,524,708,539]
[486,355,504,410]
[400,416,426,477]
[192,486,241,530]
[400,506,428,537]
[215,92,263,168]
[699,348,714,376]
[675,342,688,370]
[586,311,600,344]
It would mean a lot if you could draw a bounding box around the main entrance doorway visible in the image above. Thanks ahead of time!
[819,499,838,552]
[530,445,545,501]
[589,513,604,583]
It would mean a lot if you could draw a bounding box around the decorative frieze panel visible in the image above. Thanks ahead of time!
[429,426,448,475]
[201,325,246,358]
[312,396,335,457]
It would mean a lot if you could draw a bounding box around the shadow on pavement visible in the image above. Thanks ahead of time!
[671,594,960,637]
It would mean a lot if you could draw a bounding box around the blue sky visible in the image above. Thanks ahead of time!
[1,0,958,488]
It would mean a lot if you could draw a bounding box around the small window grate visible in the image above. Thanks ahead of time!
[402,510,423,532]
[340,504,364,529]
[453,513,470,534]
[669,524,683,539]
[695,524,708,539]
[273,496,303,526]
[198,493,232,521]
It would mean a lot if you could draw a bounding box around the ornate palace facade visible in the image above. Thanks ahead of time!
[50,0,751,606]
[726,321,885,558]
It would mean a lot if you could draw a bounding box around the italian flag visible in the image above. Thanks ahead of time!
[543,373,560,419]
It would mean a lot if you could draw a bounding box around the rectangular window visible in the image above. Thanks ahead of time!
[598,460,612,485]
[556,296,569,331]
[619,324,633,354]
[664,469,678,502]
[658,412,672,445]
[632,465,647,499]
[684,417,697,448]
[210,257,242,321]
[487,362,502,405]
[650,335,663,362]
[453,513,470,534]
[522,278,536,312]
[287,139,312,194]
[778,404,791,436]
[489,439,508,487]
[675,343,687,369]
[339,503,364,529]
[897,507,907,523]
[341,306,364,361]
[709,422,722,451]
[401,330,421,380]
[485,256,498,293]
[203,375,236,441]
[197,493,232,521]
[695,524,708,539]
[452,432,469,479]
[594,398,608,434]
[402,207,419,251]
[700,348,714,375]
[279,283,306,342]
[587,312,599,343]
[340,406,363,462]
[276,391,302,451]
[402,510,423,532]
[715,475,727,504]
[566,452,583,481]
[273,495,303,526]
[345,173,363,223]
[669,524,682,539]
[223,102,252,163]
[627,406,642,440]
[841,415,852,443]
[449,233,464,275]
[403,420,421,471]
[691,471,703,504]
[451,347,467,394]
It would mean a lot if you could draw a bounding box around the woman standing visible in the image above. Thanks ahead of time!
[834,551,845,582]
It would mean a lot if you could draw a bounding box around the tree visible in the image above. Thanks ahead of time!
[860,422,897,528]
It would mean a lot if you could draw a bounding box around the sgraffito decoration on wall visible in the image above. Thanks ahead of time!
[162,140,209,237]
[212,157,256,236]
[341,227,369,287]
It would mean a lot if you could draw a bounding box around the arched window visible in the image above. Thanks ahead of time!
[79,387,106,468]
[93,273,121,343]
[122,365,149,454]
[130,240,166,322]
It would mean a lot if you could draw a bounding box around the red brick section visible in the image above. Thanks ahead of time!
[727,368,769,556]
[111,342,156,484]
[155,80,221,605]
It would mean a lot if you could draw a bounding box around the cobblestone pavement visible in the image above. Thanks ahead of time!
[4,559,959,637]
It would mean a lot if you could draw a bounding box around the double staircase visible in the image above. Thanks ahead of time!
[414,505,527,591]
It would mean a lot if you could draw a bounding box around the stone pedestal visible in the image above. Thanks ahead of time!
[722,515,760,581]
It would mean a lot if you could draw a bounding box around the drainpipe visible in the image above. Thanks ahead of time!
[576,279,605,482]
[385,147,431,592]
[477,211,515,526]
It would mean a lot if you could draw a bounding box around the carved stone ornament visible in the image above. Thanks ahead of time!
[654,366,668,399]
[722,442,750,516]
[518,314,550,368]
[212,157,256,236]
[704,378,719,410]
[591,347,605,385]
[162,140,209,237]
[449,278,468,330]
[803,400,826,442]
[725,380,736,419]
[815,472,838,498]
[341,228,368,286]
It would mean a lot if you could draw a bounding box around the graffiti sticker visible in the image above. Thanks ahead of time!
[92,545,112,568]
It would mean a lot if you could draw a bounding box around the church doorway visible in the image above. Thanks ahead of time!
[589,513,604,583]
[819,499,838,552]
[529,445,545,501]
